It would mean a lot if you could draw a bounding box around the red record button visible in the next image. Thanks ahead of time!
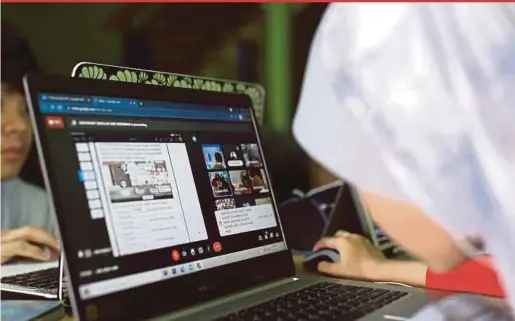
[171,250,180,261]
[212,241,222,253]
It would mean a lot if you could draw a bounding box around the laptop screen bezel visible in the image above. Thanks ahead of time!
[24,73,295,320]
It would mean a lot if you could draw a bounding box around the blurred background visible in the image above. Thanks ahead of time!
[3,3,338,203]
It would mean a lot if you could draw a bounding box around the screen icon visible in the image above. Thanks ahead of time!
[190,248,196,256]
[212,241,222,253]
[198,247,204,254]
[171,250,180,262]
[45,116,64,129]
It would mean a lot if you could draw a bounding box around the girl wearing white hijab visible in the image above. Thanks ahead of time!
[294,3,515,320]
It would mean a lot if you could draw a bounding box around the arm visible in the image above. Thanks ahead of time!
[374,260,427,287]
[361,190,469,273]
[314,233,505,297]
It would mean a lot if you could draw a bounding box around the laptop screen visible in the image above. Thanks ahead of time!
[35,92,287,303]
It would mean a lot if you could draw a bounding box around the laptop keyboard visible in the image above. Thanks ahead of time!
[214,282,408,321]
[1,267,59,294]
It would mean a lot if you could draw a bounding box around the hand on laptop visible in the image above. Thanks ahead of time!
[1,226,59,264]
[313,231,387,281]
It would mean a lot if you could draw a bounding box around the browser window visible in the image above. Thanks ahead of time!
[37,93,286,300]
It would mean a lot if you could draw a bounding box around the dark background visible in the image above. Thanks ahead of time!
[3,3,333,202]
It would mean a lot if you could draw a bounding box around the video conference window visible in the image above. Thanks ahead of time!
[203,145,226,170]
[215,198,236,211]
[229,170,252,196]
[241,144,262,168]
[249,168,269,194]
[105,161,174,202]
[209,171,233,198]
[223,144,244,168]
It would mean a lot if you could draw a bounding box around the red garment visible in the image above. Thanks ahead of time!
[425,255,505,297]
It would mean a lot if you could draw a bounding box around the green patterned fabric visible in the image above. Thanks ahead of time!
[76,64,265,124]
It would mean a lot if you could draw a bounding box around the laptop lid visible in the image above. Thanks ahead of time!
[323,183,396,251]
[23,73,293,321]
[70,62,266,126]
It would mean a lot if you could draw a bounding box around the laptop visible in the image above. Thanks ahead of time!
[322,183,402,258]
[0,256,65,300]
[24,73,434,321]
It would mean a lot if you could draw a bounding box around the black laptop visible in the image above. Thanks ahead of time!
[23,73,432,321]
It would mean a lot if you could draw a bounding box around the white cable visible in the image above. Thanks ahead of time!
[373,281,413,288]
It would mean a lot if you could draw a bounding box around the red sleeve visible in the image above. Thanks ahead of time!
[425,255,505,297]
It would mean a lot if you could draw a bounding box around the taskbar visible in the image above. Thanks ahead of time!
[78,242,286,300]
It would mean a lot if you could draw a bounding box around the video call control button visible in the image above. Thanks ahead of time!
[212,241,223,253]
[172,250,180,262]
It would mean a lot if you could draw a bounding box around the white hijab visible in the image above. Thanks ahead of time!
[293,2,515,314]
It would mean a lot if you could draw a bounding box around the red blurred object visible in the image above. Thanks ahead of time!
[426,255,505,298]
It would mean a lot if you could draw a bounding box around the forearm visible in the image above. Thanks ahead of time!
[368,260,427,288]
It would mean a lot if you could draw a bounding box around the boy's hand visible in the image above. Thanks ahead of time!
[1,226,59,264]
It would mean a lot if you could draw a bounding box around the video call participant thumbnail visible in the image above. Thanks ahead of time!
[241,143,262,168]
[249,168,269,194]
[215,198,236,211]
[202,145,226,170]
[223,144,244,168]
[235,197,255,208]
[209,171,233,198]
[229,170,252,196]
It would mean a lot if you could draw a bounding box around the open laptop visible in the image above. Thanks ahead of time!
[24,73,434,321]
[322,183,401,258]
[0,256,65,299]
